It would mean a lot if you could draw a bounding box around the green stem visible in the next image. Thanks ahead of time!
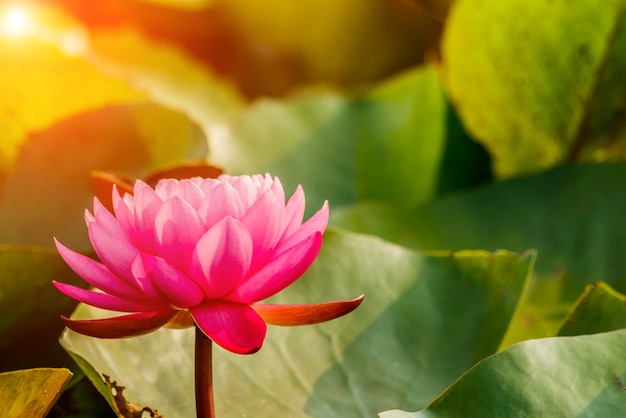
[195,327,215,418]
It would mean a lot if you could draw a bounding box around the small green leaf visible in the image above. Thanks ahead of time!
[0,368,72,418]
[558,282,626,336]
[380,329,626,417]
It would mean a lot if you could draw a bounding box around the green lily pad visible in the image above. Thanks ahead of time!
[332,163,626,344]
[214,92,358,214]
[0,368,72,418]
[60,230,533,417]
[380,329,626,417]
[215,65,490,216]
[442,0,626,177]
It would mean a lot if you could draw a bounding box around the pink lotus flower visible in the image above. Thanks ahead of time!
[54,174,361,354]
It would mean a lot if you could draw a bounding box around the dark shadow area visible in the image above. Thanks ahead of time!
[436,98,492,196]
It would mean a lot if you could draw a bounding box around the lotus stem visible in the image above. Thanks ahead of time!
[195,326,215,418]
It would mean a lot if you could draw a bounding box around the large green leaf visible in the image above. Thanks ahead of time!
[215,66,490,215]
[332,163,626,343]
[0,368,72,418]
[443,0,626,177]
[0,247,83,372]
[380,329,626,417]
[60,230,533,417]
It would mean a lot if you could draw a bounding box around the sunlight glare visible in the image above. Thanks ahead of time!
[1,5,30,37]
[59,28,88,55]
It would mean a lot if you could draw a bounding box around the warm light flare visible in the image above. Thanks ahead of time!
[0,3,89,55]
[1,5,30,37]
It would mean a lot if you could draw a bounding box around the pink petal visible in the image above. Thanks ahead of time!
[240,190,283,270]
[259,173,274,189]
[84,209,95,224]
[111,186,135,234]
[55,238,142,299]
[270,176,286,208]
[171,179,205,209]
[154,196,205,269]
[92,197,112,218]
[198,182,244,228]
[132,181,164,252]
[133,181,162,218]
[191,301,266,354]
[53,281,159,312]
[197,177,219,196]
[92,197,130,241]
[154,178,179,199]
[61,309,176,338]
[87,222,139,284]
[130,254,169,303]
[140,253,206,308]
[189,217,253,299]
[275,201,328,255]
[228,176,257,208]
[280,185,305,240]
[252,295,364,326]
[91,171,133,213]
[226,231,323,303]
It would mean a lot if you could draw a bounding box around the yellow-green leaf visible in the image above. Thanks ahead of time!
[0,368,72,418]
[0,35,142,178]
[558,282,626,336]
[86,27,244,130]
[0,102,208,248]
[443,0,626,177]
